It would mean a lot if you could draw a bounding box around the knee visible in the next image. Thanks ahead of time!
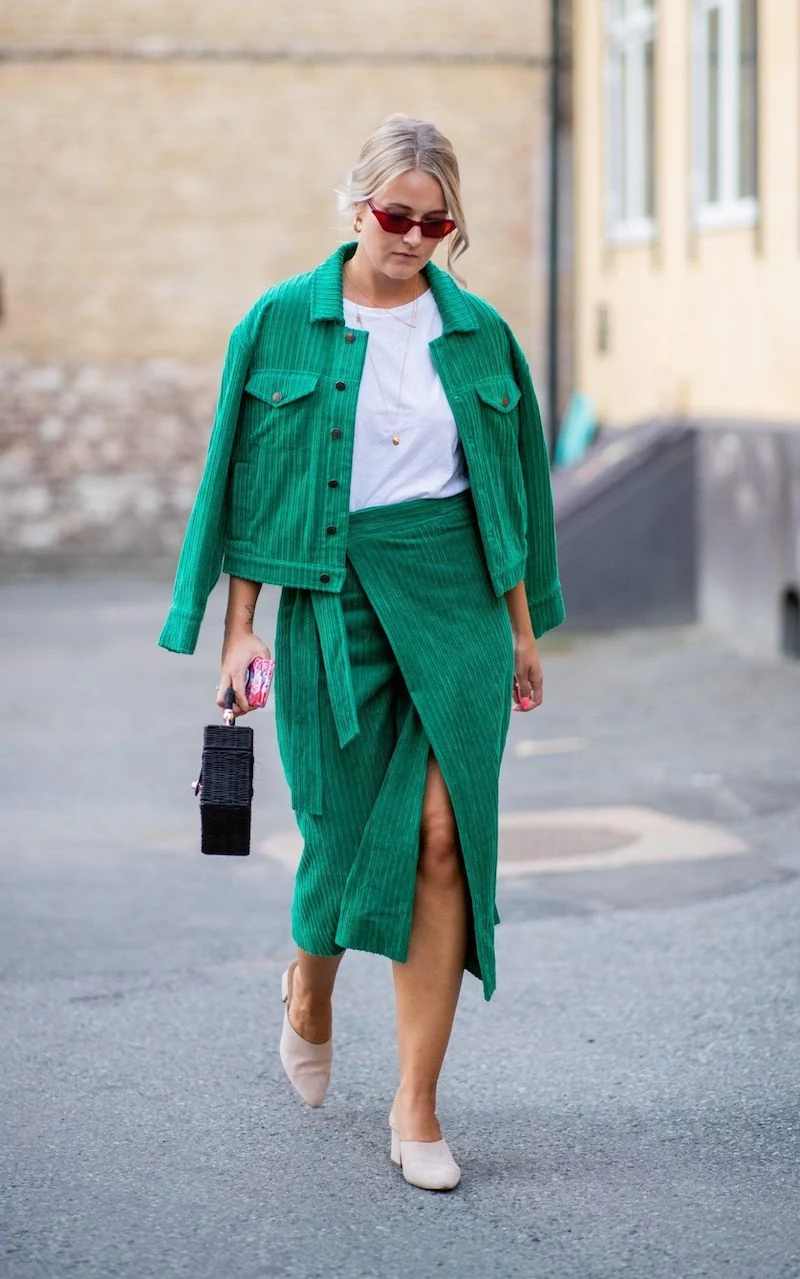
[418,818,462,890]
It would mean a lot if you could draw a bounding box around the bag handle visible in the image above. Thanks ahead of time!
[223,686,236,727]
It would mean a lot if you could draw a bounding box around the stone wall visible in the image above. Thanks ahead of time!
[0,357,218,559]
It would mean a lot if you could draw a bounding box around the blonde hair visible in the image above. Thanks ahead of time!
[339,114,469,280]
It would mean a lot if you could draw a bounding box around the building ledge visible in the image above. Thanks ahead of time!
[694,199,759,232]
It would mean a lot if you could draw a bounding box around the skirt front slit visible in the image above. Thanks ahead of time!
[273,491,514,1000]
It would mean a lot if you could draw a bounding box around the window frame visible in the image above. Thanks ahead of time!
[604,0,658,247]
[692,0,759,231]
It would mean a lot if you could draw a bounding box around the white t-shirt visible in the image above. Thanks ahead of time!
[343,288,470,513]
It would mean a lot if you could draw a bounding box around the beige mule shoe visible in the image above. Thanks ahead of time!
[389,1116,461,1191]
[279,962,332,1108]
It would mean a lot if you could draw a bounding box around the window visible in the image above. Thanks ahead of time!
[693,0,758,228]
[605,0,657,244]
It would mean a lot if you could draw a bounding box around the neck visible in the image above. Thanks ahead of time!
[345,249,424,308]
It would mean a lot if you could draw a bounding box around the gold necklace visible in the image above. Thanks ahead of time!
[346,264,421,329]
[350,271,420,446]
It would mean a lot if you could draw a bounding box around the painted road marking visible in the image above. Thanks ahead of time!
[513,737,587,757]
[496,806,749,876]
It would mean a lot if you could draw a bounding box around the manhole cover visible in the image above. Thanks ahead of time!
[499,824,637,862]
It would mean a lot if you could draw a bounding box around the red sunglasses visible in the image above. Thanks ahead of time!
[367,198,456,240]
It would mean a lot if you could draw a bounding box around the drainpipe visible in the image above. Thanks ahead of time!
[546,0,561,463]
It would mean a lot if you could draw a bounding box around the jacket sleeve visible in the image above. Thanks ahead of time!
[507,326,565,637]
[158,323,253,654]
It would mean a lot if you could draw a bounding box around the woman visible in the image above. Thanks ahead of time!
[159,114,564,1192]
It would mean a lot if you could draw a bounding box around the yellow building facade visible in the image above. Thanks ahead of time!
[568,0,800,657]
[573,0,799,429]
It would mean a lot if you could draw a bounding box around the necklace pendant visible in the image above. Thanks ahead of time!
[391,434,400,446]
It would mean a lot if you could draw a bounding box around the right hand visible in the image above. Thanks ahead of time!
[216,632,272,717]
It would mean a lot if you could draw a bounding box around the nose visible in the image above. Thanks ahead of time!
[403,225,423,248]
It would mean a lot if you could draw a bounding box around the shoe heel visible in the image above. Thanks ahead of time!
[390,1127,401,1167]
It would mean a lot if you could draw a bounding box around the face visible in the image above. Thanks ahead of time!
[355,168,450,281]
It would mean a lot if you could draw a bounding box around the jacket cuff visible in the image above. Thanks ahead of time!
[528,582,565,638]
[158,607,203,654]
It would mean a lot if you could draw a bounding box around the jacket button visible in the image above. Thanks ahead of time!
[328,479,339,488]
[331,428,342,439]
[319,573,330,583]
[501,395,510,407]
[272,391,283,403]
[326,524,337,535]
[335,381,346,391]
[344,333,355,344]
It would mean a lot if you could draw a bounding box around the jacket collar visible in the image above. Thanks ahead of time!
[310,241,478,334]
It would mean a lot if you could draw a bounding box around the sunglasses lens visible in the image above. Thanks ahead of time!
[372,208,412,235]
[420,220,456,239]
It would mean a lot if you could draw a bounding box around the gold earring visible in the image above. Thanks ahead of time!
[354,216,362,233]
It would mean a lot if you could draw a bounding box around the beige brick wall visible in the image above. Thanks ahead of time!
[0,1,568,559]
[2,0,539,56]
[0,60,548,362]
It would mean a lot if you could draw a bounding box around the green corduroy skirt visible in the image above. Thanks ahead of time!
[273,491,514,1000]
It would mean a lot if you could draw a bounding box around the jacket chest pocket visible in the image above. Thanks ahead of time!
[474,377,521,451]
[242,368,320,451]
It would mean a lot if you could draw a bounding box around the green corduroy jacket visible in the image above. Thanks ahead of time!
[159,242,564,653]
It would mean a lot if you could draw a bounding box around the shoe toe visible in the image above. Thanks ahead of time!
[394,1136,461,1191]
[279,1008,332,1108]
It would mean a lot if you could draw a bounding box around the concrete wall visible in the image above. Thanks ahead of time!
[698,423,800,657]
[573,0,800,428]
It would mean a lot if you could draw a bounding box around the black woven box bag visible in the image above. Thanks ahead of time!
[192,688,254,856]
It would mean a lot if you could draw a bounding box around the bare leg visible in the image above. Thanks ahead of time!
[391,754,468,1142]
[287,950,344,1045]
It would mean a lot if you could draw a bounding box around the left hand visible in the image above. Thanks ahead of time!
[512,632,543,712]
[217,632,272,718]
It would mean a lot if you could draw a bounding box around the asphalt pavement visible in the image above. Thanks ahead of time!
[1,572,799,1279]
